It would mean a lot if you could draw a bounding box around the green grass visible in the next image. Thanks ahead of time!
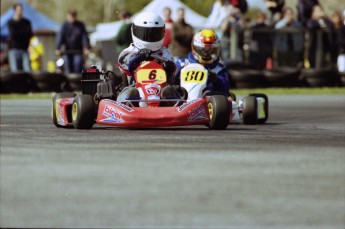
[0,87,344,100]
[232,87,345,96]
[0,92,55,100]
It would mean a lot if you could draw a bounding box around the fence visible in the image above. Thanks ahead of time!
[224,27,339,70]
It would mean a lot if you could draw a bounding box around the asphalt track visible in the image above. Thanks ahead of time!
[0,95,344,228]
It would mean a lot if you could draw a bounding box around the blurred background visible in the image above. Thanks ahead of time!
[1,0,344,26]
[1,0,344,93]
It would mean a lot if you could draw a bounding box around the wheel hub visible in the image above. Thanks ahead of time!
[208,103,213,120]
[72,102,78,121]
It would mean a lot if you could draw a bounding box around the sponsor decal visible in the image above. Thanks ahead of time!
[148,95,160,100]
[105,100,134,112]
[145,84,161,95]
[102,105,125,123]
[188,104,208,122]
[56,100,65,125]
[177,99,199,112]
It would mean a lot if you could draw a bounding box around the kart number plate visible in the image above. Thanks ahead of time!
[136,69,167,84]
[181,69,207,84]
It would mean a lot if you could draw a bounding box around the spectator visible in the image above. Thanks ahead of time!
[249,11,272,69]
[297,0,319,26]
[306,5,334,68]
[336,11,345,73]
[275,7,304,67]
[205,0,231,29]
[7,3,33,72]
[116,11,132,54]
[330,11,343,65]
[162,7,173,48]
[171,8,194,60]
[229,0,248,14]
[331,11,343,29]
[220,5,245,60]
[29,36,44,71]
[265,0,285,24]
[56,9,91,73]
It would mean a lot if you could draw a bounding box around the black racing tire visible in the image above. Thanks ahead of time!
[65,73,82,91]
[301,68,341,87]
[229,69,266,88]
[178,86,188,100]
[242,96,258,125]
[0,71,33,93]
[249,93,269,124]
[72,94,96,129]
[340,73,345,86]
[207,95,230,130]
[263,67,301,87]
[172,85,188,100]
[52,92,76,128]
[31,72,66,92]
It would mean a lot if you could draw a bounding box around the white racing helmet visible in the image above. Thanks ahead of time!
[131,12,165,51]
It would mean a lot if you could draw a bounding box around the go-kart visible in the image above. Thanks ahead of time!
[52,55,268,129]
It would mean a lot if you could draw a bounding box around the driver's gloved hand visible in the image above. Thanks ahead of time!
[208,71,218,83]
[138,48,152,59]
[128,49,152,74]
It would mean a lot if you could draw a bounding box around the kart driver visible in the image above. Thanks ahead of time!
[175,29,230,96]
[117,12,176,102]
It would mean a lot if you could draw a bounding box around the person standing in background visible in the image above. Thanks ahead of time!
[56,9,91,73]
[297,0,319,26]
[306,5,334,68]
[330,11,344,67]
[171,8,194,60]
[220,4,245,60]
[265,0,285,24]
[336,11,345,73]
[274,7,304,67]
[116,11,132,54]
[205,0,231,29]
[249,11,272,69]
[29,36,44,71]
[8,3,33,72]
[162,7,173,48]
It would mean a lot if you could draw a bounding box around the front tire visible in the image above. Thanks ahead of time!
[242,96,258,125]
[72,95,96,129]
[52,92,76,128]
[207,95,230,130]
[249,93,269,124]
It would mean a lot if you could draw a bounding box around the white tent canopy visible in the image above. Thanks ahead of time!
[138,0,207,27]
[90,0,207,44]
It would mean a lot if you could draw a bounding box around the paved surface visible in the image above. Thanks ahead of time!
[0,95,344,228]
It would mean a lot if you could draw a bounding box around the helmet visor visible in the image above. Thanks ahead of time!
[193,45,220,60]
[132,24,165,42]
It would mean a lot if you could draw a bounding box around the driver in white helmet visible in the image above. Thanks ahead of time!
[117,12,176,102]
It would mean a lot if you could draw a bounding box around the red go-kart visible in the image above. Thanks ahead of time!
[52,57,268,129]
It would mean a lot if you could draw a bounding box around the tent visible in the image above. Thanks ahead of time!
[0,0,60,38]
[137,0,207,27]
[90,0,207,44]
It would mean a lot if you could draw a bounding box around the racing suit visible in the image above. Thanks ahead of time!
[117,44,176,101]
[175,52,230,96]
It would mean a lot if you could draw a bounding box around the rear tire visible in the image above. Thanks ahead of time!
[72,95,96,129]
[52,92,76,127]
[207,95,230,130]
[242,96,258,125]
[249,93,269,124]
